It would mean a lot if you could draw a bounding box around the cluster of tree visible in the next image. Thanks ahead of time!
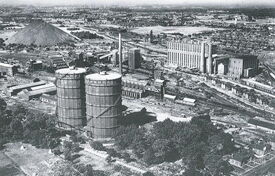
[0,38,5,48]
[0,99,109,176]
[113,116,235,176]
[74,163,107,176]
[89,141,106,151]
[0,99,65,150]
[71,31,104,40]
[63,140,83,161]
[52,160,107,176]
[89,141,134,163]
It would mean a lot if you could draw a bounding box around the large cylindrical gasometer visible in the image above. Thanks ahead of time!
[56,67,86,129]
[85,72,122,139]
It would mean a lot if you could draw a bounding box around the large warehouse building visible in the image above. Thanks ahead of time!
[167,40,214,74]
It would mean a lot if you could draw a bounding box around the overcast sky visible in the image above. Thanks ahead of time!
[0,0,274,6]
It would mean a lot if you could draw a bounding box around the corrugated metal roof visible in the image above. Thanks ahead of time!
[27,86,56,96]
[0,62,13,68]
[31,83,55,91]
[183,97,196,103]
[9,81,46,91]
[164,94,176,100]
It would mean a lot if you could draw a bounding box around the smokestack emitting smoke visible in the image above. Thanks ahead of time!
[119,33,122,75]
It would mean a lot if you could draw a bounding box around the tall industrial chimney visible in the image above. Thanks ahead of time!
[207,43,213,74]
[200,42,205,73]
[118,33,122,75]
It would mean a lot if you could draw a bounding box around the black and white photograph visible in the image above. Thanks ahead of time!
[0,0,274,175]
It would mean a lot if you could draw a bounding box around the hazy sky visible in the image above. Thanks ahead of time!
[0,0,274,6]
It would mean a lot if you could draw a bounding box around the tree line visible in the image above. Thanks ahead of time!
[113,115,235,176]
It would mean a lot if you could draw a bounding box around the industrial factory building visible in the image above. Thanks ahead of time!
[122,77,147,99]
[167,40,214,74]
[48,55,68,70]
[7,81,46,96]
[228,55,258,78]
[18,84,56,100]
[212,54,258,78]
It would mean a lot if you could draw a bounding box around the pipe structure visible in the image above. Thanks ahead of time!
[118,33,122,75]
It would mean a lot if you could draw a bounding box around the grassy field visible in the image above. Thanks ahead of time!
[3,142,61,176]
[0,31,17,40]
[0,151,25,176]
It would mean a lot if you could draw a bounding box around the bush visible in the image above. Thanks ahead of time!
[106,155,113,163]
[71,143,82,153]
[85,164,94,176]
[0,138,7,150]
[89,141,106,151]
[63,141,73,150]
[64,148,72,161]
[52,148,62,155]
[106,148,119,158]
[121,152,131,163]
[75,163,86,173]
[143,148,156,165]
[113,165,122,172]
[70,134,86,144]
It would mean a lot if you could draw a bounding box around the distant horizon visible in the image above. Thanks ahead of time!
[0,0,275,8]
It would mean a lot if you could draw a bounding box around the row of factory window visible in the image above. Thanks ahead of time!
[167,42,203,52]
[168,52,201,68]
[122,82,145,90]
[122,90,143,99]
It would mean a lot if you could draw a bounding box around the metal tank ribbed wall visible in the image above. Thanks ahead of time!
[56,68,86,129]
[85,72,122,139]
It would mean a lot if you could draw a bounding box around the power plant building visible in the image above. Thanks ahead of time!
[85,72,122,139]
[167,40,214,74]
[56,67,86,129]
